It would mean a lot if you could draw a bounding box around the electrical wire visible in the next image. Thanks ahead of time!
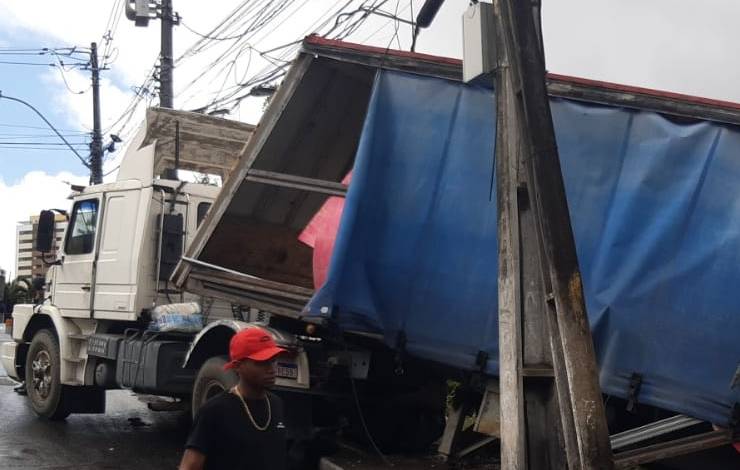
[0,142,89,146]
[176,0,297,103]
[0,132,88,138]
[358,1,411,44]
[342,338,394,468]
[180,20,255,41]
[103,60,158,135]
[0,122,83,132]
[103,164,121,177]
[0,60,56,67]
[193,0,362,113]
[0,92,90,168]
[53,54,91,95]
[101,0,125,66]
[0,146,89,151]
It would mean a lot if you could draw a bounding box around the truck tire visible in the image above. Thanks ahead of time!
[25,329,71,420]
[191,356,237,418]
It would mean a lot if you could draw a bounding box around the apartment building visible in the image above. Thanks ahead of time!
[15,214,68,279]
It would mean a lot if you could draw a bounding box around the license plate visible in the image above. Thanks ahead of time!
[276,362,298,379]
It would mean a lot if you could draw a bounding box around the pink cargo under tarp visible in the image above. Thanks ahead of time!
[298,172,352,289]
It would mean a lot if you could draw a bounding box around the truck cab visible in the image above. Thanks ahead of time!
[0,108,256,418]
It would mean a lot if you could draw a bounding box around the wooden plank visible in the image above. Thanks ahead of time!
[493,0,614,468]
[197,216,314,288]
[547,75,740,126]
[494,8,527,462]
[302,37,462,82]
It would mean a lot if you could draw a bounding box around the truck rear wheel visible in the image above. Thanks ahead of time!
[25,329,71,420]
[191,356,237,418]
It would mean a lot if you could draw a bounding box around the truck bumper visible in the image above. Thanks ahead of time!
[1,341,20,381]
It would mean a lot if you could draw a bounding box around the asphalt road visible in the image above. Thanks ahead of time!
[1,325,737,469]
[0,325,188,470]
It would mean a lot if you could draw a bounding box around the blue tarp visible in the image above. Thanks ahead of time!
[307,70,740,426]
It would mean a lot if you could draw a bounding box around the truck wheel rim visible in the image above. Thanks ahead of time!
[31,350,53,399]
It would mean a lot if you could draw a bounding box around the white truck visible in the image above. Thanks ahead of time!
[0,107,284,419]
[0,67,453,458]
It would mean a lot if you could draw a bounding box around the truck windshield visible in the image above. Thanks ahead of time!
[65,199,99,255]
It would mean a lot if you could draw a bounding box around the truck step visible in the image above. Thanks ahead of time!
[62,356,85,364]
[63,380,84,386]
[67,333,90,340]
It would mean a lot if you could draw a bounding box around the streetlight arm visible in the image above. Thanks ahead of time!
[0,91,90,169]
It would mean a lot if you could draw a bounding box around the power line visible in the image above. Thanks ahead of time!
[181,0,362,113]
[101,0,125,66]
[0,132,88,138]
[53,54,91,95]
[103,164,121,177]
[0,146,89,151]
[0,141,90,146]
[180,20,254,41]
[0,123,84,132]
[0,92,90,168]
[0,60,56,67]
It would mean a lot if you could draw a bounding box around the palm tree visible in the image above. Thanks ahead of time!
[5,277,33,305]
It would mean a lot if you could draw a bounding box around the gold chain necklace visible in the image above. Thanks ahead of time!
[231,386,271,432]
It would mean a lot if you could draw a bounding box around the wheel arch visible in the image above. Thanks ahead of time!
[183,320,244,371]
[19,305,93,385]
[183,320,294,371]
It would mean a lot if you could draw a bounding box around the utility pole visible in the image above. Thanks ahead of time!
[491,0,614,469]
[159,0,174,108]
[89,42,104,185]
[125,0,178,108]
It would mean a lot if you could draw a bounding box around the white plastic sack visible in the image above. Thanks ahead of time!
[149,302,203,333]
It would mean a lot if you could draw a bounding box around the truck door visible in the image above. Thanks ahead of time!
[53,198,99,317]
[92,190,141,320]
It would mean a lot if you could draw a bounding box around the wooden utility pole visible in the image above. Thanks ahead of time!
[492,0,614,468]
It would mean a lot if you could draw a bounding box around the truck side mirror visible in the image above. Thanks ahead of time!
[36,210,56,253]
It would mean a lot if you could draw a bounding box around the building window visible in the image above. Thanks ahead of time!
[65,199,99,255]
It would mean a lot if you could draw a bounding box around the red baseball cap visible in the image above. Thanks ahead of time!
[224,327,287,370]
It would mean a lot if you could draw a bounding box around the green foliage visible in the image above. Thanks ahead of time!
[4,277,33,306]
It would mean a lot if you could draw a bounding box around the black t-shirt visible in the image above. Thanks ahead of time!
[186,391,287,470]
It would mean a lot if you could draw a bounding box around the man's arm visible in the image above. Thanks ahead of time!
[179,449,206,470]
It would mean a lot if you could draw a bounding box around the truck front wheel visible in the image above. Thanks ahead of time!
[191,356,237,418]
[25,329,71,420]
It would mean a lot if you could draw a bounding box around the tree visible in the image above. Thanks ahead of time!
[4,277,33,307]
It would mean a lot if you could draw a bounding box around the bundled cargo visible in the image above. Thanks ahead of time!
[148,302,203,333]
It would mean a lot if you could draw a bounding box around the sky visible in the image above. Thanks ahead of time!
[1,0,739,278]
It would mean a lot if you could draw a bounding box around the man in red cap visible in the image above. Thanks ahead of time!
[179,326,288,470]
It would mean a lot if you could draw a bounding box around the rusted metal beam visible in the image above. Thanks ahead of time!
[610,415,703,451]
[171,53,315,288]
[493,0,614,468]
[613,429,734,469]
[245,169,348,197]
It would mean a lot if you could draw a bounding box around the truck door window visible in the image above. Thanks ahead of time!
[65,199,99,255]
[197,202,211,227]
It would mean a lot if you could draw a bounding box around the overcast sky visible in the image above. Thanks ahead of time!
[1,0,739,277]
